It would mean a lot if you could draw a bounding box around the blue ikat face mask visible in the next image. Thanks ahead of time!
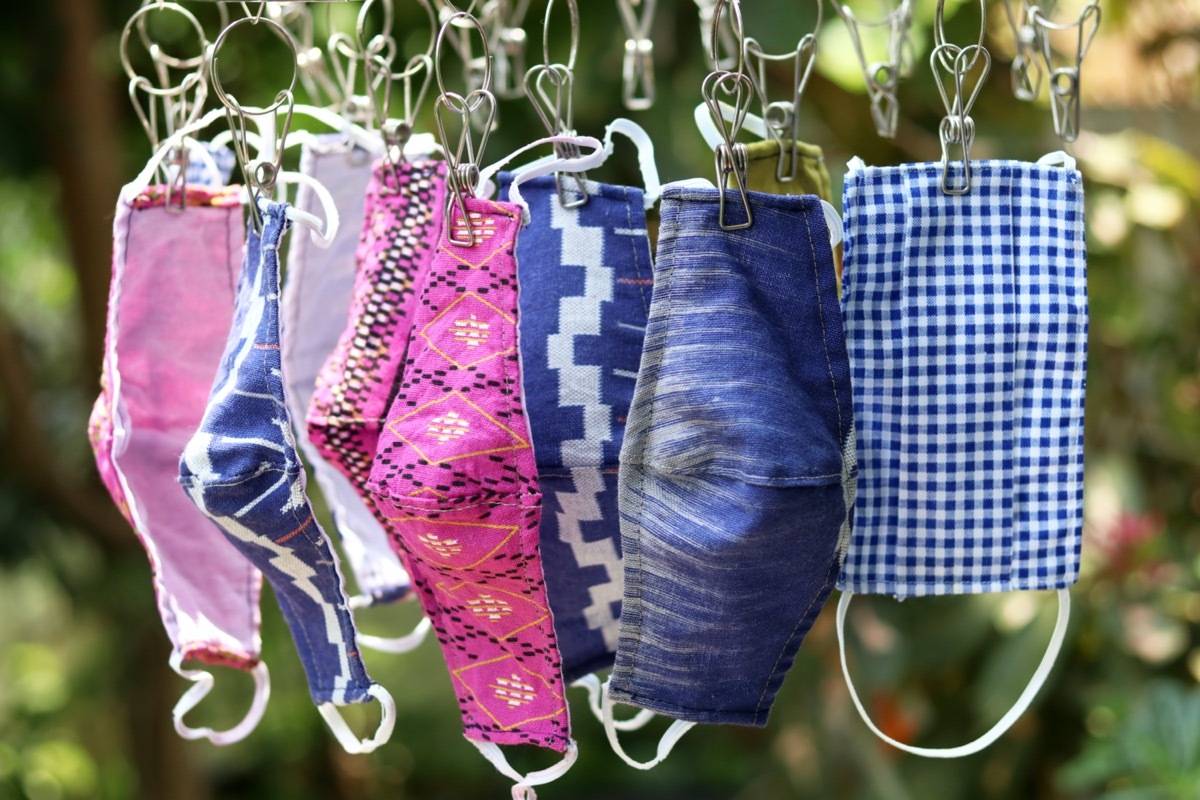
[602,181,855,766]
[495,122,660,687]
[180,201,395,754]
[836,151,1087,757]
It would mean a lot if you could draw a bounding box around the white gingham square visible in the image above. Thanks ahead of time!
[838,161,1086,598]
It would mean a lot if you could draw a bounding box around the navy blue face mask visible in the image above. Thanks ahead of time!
[603,182,855,765]
[497,166,655,683]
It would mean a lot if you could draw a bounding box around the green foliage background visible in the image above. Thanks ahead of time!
[0,2,1197,799]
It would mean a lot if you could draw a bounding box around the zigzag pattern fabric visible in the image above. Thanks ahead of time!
[498,174,653,681]
[307,159,448,581]
[180,201,375,707]
[838,161,1088,598]
[90,184,262,671]
[282,137,413,605]
[369,197,570,752]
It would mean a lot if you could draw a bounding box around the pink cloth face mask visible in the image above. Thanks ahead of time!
[368,195,575,782]
[89,184,267,745]
[306,159,448,573]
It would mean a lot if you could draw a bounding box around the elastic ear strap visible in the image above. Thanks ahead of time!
[599,680,695,770]
[571,675,656,732]
[477,135,604,198]
[122,105,230,202]
[471,738,579,799]
[693,101,771,152]
[277,170,340,247]
[170,652,271,746]
[356,616,433,654]
[505,136,607,217]
[317,683,397,754]
[836,588,1071,759]
[820,199,844,250]
[603,118,662,208]
[1037,150,1078,171]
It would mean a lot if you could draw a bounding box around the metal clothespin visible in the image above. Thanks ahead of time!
[694,0,740,72]
[703,0,752,230]
[492,0,532,100]
[209,14,299,233]
[122,1,211,210]
[1031,3,1101,143]
[931,0,990,196]
[831,0,914,139]
[434,10,497,247]
[523,0,588,208]
[359,0,436,183]
[1002,0,1045,101]
[617,0,657,111]
[268,2,342,110]
[743,2,819,184]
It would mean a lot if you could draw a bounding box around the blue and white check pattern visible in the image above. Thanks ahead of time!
[838,161,1087,598]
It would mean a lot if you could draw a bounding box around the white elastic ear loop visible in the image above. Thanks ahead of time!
[571,674,656,731]
[317,683,397,754]
[472,738,579,800]
[276,170,340,247]
[836,588,1071,758]
[478,135,606,219]
[603,118,662,208]
[599,679,695,770]
[820,200,844,250]
[1038,150,1078,171]
[693,100,772,152]
[355,616,433,654]
[123,106,229,203]
[170,651,271,746]
[503,137,607,222]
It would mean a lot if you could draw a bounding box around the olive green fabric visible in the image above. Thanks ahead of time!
[735,138,833,201]
[728,138,841,285]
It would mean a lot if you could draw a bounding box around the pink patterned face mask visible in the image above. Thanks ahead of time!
[89,184,267,745]
[306,158,448,560]
[367,195,576,790]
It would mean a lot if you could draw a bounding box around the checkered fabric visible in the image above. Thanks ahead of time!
[838,160,1087,598]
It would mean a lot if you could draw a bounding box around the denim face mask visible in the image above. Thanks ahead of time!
[604,185,856,763]
[305,158,448,606]
[281,134,419,619]
[180,201,395,754]
[89,183,268,745]
[494,167,654,685]
[836,153,1086,757]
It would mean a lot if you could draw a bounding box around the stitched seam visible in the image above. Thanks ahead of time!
[802,205,846,451]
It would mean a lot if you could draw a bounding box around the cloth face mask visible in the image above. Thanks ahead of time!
[495,172,653,683]
[281,134,416,612]
[605,185,856,766]
[740,138,833,201]
[306,158,448,593]
[835,154,1086,757]
[88,184,267,745]
[180,201,394,754]
[368,195,577,785]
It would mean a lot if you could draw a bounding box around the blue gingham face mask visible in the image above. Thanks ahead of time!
[602,183,856,766]
[836,151,1087,757]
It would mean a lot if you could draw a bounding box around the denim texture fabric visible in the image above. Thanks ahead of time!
[180,202,375,707]
[838,161,1087,598]
[609,187,856,725]
[497,174,653,681]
